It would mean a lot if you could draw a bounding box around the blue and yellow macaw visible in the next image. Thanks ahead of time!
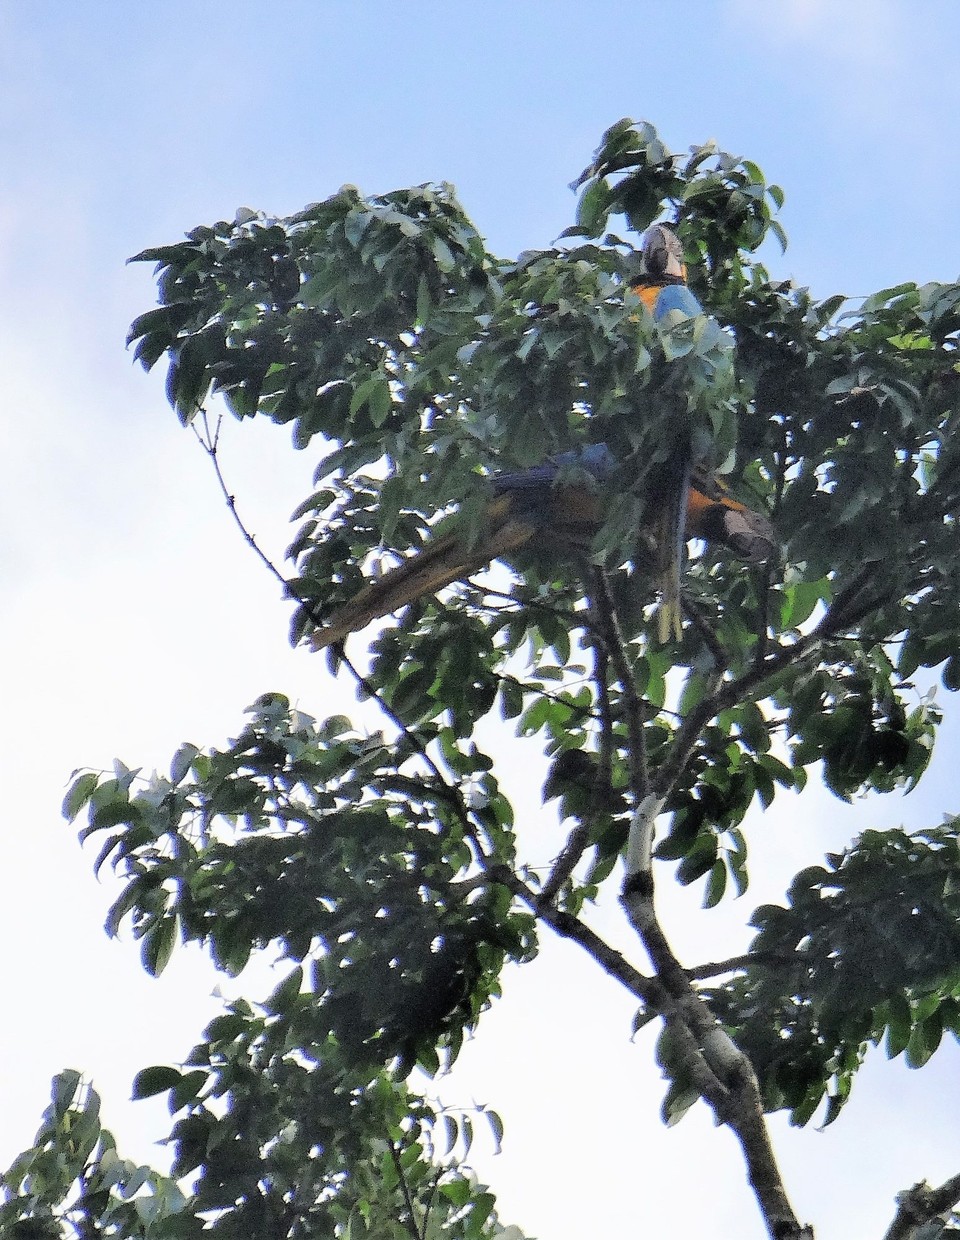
[632,223,708,641]
[309,225,769,652]
[309,452,774,651]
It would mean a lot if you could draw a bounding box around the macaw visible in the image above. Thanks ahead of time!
[308,225,766,652]
[631,223,709,641]
[309,443,775,650]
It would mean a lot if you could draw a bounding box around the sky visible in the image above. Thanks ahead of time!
[1,2,959,1238]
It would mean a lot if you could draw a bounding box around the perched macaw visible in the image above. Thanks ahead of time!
[631,223,709,641]
[308,224,766,653]
[309,443,775,650]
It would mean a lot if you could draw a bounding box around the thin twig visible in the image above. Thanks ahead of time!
[653,617,832,807]
[192,417,497,870]
[495,671,598,723]
[389,1141,425,1240]
[471,581,588,629]
[537,823,592,907]
[193,411,304,607]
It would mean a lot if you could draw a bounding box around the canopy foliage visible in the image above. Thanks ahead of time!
[5,119,960,1240]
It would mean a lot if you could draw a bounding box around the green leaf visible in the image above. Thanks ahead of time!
[52,1069,82,1117]
[484,1107,504,1153]
[703,859,727,908]
[132,1065,183,1100]
[943,655,960,691]
[142,914,178,977]
[575,179,610,237]
[440,1178,472,1208]
[265,967,304,1014]
[105,877,146,938]
[62,771,100,820]
[170,742,200,785]
[884,995,913,1059]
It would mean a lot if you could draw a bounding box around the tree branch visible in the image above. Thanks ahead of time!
[591,603,813,1239]
[469,580,587,629]
[537,820,592,907]
[520,831,812,1240]
[686,950,798,981]
[653,623,823,806]
[683,592,729,672]
[198,400,820,1240]
[883,1172,960,1240]
[192,418,509,881]
[492,864,659,1006]
[654,550,914,813]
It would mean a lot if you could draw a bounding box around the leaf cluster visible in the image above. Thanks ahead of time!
[703,825,960,1126]
[0,1072,189,1239]
[42,691,541,1237]
[0,1069,518,1240]
[66,694,536,1073]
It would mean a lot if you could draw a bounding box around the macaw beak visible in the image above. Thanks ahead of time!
[641,224,686,281]
[716,506,778,564]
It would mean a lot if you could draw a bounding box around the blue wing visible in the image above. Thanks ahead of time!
[652,283,703,320]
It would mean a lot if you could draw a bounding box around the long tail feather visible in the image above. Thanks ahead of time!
[653,455,691,644]
[308,461,778,652]
[310,497,536,650]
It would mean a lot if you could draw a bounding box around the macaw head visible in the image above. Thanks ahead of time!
[641,224,687,282]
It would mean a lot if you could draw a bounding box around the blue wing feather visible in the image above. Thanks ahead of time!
[652,283,703,320]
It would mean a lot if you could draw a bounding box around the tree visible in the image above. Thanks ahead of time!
[4,118,960,1240]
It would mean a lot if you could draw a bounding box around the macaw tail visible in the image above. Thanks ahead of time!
[308,461,778,652]
[309,496,536,651]
[652,454,692,644]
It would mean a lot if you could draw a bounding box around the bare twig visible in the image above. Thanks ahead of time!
[469,580,587,629]
[193,411,296,598]
[495,670,598,723]
[192,417,503,875]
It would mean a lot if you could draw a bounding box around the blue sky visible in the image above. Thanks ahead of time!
[1,3,959,1238]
